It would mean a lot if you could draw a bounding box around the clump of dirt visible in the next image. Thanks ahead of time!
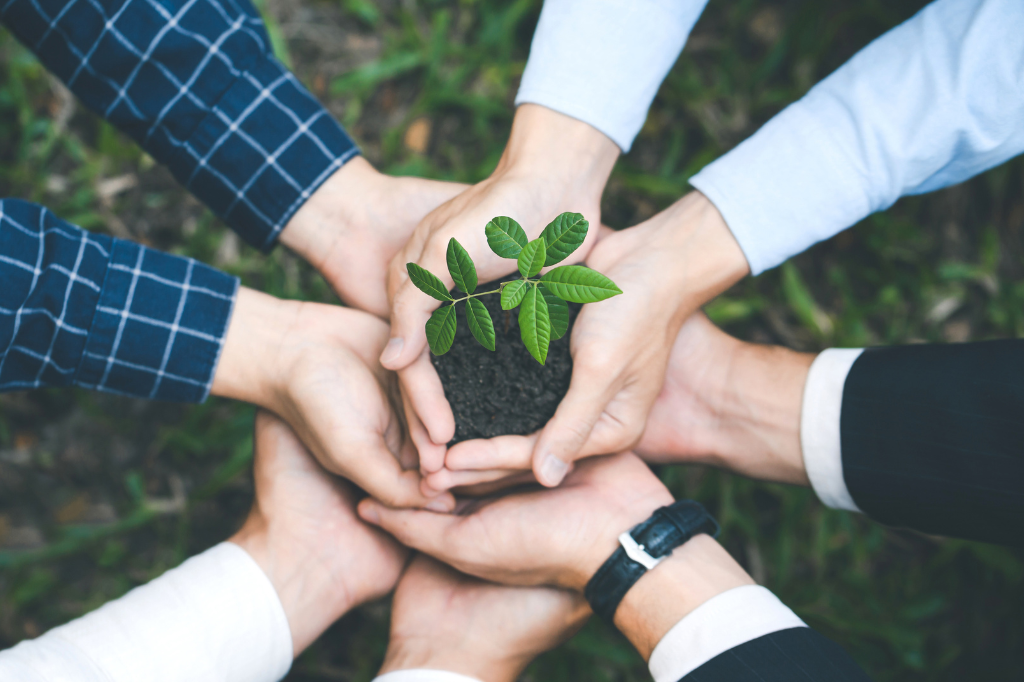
[430,275,578,444]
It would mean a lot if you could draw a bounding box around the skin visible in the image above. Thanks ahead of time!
[380,555,589,682]
[428,312,815,491]
[379,104,621,474]
[230,412,407,655]
[212,287,455,511]
[426,193,751,490]
[358,453,755,661]
[278,156,465,319]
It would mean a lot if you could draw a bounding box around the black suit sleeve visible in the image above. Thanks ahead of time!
[840,340,1024,545]
[681,628,871,681]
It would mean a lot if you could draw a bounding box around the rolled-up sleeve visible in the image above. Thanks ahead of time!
[0,199,237,402]
[1,0,358,251]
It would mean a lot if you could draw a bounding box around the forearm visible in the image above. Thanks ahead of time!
[691,0,1024,274]
[517,0,708,152]
[0,543,292,682]
[2,0,358,251]
[0,199,237,401]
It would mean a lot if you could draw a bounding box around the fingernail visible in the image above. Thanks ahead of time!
[539,454,569,486]
[380,337,404,365]
[425,497,451,513]
[360,503,380,524]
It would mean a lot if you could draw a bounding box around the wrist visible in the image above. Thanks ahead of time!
[492,104,619,206]
[210,287,298,411]
[277,156,379,274]
[379,640,520,682]
[654,192,750,322]
[712,343,815,485]
[230,512,352,656]
[614,534,754,661]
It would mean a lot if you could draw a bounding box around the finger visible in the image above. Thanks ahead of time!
[423,466,528,492]
[450,471,538,497]
[531,374,616,487]
[382,248,454,371]
[401,383,446,473]
[346,437,455,512]
[358,498,464,562]
[399,351,456,452]
[444,433,537,471]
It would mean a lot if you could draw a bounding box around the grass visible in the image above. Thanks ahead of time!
[1,0,1023,679]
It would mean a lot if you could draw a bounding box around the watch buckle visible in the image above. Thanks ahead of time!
[618,531,663,570]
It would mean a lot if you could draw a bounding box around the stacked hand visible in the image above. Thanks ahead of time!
[425,192,750,491]
[230,411,407,655]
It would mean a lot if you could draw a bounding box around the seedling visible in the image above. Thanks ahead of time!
[407,212,621,364]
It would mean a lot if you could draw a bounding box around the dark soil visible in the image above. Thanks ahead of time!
[431,275,579,444]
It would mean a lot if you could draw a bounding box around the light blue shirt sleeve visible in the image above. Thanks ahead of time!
[690,0,1024,275]
[515,0,709,152]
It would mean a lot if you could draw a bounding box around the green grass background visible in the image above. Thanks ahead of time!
[1,0,1023,679]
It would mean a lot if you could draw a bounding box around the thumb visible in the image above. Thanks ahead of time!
[531,380,611,487]
[382,259,452,371]
[357,498,460,561]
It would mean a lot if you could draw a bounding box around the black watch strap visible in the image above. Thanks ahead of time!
[584,500,719,625]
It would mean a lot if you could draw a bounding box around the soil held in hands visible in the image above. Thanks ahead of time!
[431,275,578,444]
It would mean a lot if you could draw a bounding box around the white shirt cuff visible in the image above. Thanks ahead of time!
[516,0,707,152]
[648,585,806,682]
[0,542,293,682]
[801,348,864,512]
[373,671,483,682]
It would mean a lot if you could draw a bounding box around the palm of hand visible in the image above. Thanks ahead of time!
[417,453,673,590]
[390,555,588,673]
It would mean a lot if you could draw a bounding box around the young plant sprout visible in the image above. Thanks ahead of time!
[407,212,621,364]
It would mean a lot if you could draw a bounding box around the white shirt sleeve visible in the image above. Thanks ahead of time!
[800,348,864,513]
[648,585,806,682]
[515,0,709,152]
[0,542,293,682]
[373,671,483,682]
[690,0,1024,275]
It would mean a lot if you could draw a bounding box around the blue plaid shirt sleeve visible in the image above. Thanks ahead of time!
[1,199,238,402]
[0,0,359,252]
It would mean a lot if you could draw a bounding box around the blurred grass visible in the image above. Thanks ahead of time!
[1,0,1023,680]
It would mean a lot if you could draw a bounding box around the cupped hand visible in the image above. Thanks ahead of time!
[359,452,673,592]
[429,191,750,490]
[231,411,408,655]
[380,555,589,682]
[213,287,454,511]
[279,157,466,318]
[379,105,620,470]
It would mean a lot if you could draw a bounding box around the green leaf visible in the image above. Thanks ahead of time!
[541,265,622,303]
[541,286,569,340]
[518,237,546,278]
[407,263,452,301]
[465,298,496,351]
[446,238,477,294]
[540,212,589,265]
[518,285,550,364]
[501,279,529,310]
[484,216,529,258]
[425,304,457,355]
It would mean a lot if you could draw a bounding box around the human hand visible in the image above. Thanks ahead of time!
[379,105,621,471]
[379,555,589,682]
[230,411,408,655]
[428,192,750,490]
[359,452,752,661]
[279,157,465,318]
[637,314,813,485]
[212,287,455,511]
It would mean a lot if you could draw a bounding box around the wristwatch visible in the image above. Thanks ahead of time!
[584,500,720,625]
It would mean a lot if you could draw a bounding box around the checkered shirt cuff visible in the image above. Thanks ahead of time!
[1,199,238,402]
[2,0,359,252]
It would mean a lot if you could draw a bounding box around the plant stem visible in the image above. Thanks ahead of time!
[452,278,537,303]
